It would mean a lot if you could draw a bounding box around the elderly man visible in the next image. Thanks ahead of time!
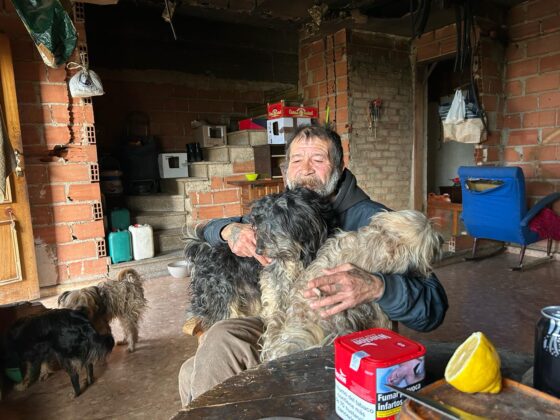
[178,125,448,405]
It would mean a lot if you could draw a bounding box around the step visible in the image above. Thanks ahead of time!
[188,161,233,178]
[202,145,255,163]
[107,249,184,280]
[154,227,185,253]
[125,194,186,212]
[132,211,188,230]
[160,177,210,195]
[227,130,268,146]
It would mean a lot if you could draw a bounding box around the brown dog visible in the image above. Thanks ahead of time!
[58,269,148,352]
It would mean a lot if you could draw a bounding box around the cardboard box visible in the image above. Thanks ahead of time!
[267,117,311,144]
[193,125,226,147]
[267,101,318,119]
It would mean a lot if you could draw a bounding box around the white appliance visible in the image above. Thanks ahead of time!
[267,117,311,144]
[158,153,188,178]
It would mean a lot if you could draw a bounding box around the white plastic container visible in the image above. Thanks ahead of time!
[129,224,155,261]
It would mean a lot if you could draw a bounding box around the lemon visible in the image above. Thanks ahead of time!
[444,331,502,393]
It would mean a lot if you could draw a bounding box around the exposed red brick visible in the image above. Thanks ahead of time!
[504,147,522,162]
[503,114,522,129]
[506,43,525,61]
[306,54,324,71]
[210,177,224,190]
[543,127,560,144]
[212,189,239,204]
[416,42,440,62]
[523,110,556,128]
[13,61,48,82]
[232,161,255,173]
[309,40,323,55]
[67,184,101,201]
[526,73,560,93]
[312,68,326,84]
[223,203,242,217]
[481,95,498,112]
[335,61,348,77]
[540,163,560,178]
[20,125,42,146]
[507,129,539,145]
[71,221,105,240]
[541,54,560,72]
[197,192,213,205]
[526,0,560,21]
[539,91,560,109]
[527,33,560,57]
[526,181,557,196]
[506,58,539,78]
[53,204,93,223]
[44,125,72,146]
[82,258,109,276]
[39,84,69,104]
[57,241,97,263]
[334,29,347,46]
[48,164,90,182]
[509,21,541,41]
[505,80,522,96]
[196,205,225,220]
[507,96,538,113]
[33,225,72,244]
[28,184,66,204]
[507,3,528,25]
[65,146,98,163]
[542,15,560,34]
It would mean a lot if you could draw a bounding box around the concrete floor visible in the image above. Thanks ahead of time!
[1,252,559,419]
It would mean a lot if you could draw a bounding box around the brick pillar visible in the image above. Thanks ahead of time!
[3,2,108,287]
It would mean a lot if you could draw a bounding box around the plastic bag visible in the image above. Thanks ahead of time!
[68,68,105,98]
[12,0,77,68]
[443,118,486,144]
[444,89,465,124]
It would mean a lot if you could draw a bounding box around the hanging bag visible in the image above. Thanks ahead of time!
[442,89,485,143]
[67,56,105,98]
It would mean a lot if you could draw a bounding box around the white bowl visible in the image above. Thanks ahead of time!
[167,260,191,278]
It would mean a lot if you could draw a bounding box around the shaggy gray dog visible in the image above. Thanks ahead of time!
[58,269,147,352]
[184,188,336,332]
[259,209,443,362]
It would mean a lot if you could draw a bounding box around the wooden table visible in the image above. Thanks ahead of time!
[174,340,533,420]
[227,179,284,214]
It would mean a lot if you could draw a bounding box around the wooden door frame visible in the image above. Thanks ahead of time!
[0,34,40,303]
[412,64,428,212]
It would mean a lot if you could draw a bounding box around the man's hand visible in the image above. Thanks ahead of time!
[220,223,271,266]
[302,263,385,318]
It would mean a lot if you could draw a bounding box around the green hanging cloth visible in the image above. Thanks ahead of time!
[11,0,77,68]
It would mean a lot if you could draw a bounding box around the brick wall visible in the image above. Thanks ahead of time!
[2,3,108,287]
[348,31,413,210]
[93,69,290,153]
[503,0,560,202]
[299,28,351,166]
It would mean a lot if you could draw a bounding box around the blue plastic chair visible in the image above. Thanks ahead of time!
[458,166,560,270]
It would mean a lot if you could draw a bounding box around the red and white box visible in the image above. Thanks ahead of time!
[334,328,426,420]
[267,117,311,144]
[267,101,318,119]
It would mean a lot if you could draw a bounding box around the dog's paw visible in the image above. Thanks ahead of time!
[127,344,136,353]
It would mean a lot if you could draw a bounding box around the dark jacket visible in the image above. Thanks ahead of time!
[203,169,448,332]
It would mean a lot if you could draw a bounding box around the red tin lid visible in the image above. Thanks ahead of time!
[335,328,426,368]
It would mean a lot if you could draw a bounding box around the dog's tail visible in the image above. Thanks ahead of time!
[117,269,142,286]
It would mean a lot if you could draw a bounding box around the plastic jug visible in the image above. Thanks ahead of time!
[108,230,132,264]
[129,224,154,261]
[110,208,131,231]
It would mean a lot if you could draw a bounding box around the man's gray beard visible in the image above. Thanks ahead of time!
[287,169,341,198]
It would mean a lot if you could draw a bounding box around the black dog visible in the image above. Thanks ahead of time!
[184,187,336,332]
[1,308,114,397]
[184,224,262,331]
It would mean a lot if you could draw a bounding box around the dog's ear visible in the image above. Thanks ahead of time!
[57,291,71,307]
